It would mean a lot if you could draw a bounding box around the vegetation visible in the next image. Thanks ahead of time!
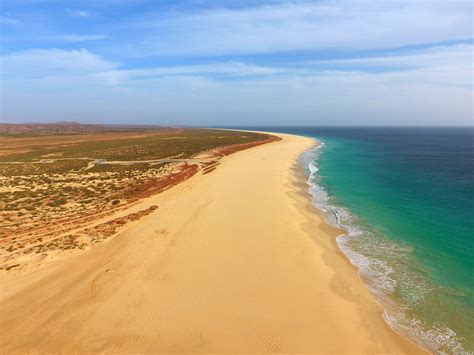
[0,125,274,270]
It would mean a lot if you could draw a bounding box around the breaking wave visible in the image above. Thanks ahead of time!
[301,144,469,354]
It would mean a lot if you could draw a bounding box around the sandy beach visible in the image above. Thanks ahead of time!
[0,132,423,354]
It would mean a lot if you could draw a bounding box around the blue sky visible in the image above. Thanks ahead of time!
[1,0,473,126]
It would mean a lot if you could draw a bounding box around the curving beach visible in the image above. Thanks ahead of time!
[0,133,423,353]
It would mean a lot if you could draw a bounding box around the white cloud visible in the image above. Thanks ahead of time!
[127,1,473,56]
[1,45,472,125]
[2,1,472,125]
[1,49,118,79]
[0,15,22,26]
[66,9,90,17]
[42,34,108,42]
[310,44,473,70]
[303,44,474,91]
[0,48,282,84]
[92,62,284,87]
[116,62,284,80]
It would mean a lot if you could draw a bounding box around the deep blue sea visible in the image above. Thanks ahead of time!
[232,127,474,354]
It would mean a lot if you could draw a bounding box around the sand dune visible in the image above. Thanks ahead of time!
[0,133,423,354]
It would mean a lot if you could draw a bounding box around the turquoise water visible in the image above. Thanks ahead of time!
[235,127,474,354]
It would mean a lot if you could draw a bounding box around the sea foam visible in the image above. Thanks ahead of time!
[301,144,469,355]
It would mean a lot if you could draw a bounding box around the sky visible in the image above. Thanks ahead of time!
[0,0,473,126]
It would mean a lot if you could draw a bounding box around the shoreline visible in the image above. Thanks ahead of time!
[0,132,424,353]
[291,144,427,354]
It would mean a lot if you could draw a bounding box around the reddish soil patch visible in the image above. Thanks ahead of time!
[211,134,280,157]
[123,163,199,202]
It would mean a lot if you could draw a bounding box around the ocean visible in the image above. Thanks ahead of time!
[233,127,474,354]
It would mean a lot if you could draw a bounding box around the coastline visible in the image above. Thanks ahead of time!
[291,146,426,354]
[0,132,423,353]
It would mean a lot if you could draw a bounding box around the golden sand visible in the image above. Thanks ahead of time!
[0,133,423,354]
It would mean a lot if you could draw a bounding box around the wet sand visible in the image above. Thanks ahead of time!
[0,133,423,354]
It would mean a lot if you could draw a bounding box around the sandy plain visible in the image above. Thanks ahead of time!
[0,132,423,354]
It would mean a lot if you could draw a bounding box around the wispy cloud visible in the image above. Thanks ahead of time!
[66,9,90,17]
[0,15,22,26]
[123,1,472,56]
[2,45,472,125]
[94,62,285,86]
[306,44,474,73]
[1,48,118,79]
[124,62,283,78]
[42,34,108,43]
[1,1,472,125]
